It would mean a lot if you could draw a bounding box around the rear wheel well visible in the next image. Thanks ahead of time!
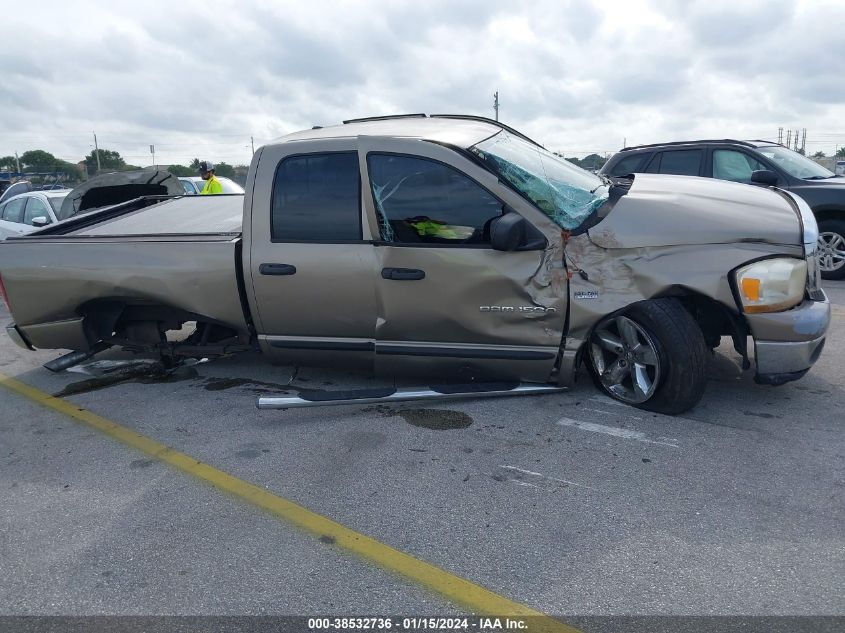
[79,300,241,349]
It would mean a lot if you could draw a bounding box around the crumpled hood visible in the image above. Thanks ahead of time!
[589,173,801,249]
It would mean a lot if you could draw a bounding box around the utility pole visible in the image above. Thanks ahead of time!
[14,151,21,174]
[786,129,792,148]
[150,144,156,170]
[251,136,255,155]
[801,128,806,154]
[623,137,627,149]
[493,91,499,121]
[778,127,783,145]
[92,131,101,173]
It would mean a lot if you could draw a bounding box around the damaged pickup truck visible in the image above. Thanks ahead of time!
[0,115,830,413]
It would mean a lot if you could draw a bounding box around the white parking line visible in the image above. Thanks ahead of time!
[587,396,701,425]
[588,396,629,408]
[495,465,592,490]
[557,418,680,448]
[580,407,644,420]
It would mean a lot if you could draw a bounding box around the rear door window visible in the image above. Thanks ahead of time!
[1,198,26,223]
[271,152,361,241]
[656,150,703,176]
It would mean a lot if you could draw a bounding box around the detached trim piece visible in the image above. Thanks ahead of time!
[257,382,563,409]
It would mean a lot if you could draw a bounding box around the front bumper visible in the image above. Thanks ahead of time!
[749,292,830,385]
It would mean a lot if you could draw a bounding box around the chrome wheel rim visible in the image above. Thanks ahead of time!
[589,315,661,404]
[817,231,845,272]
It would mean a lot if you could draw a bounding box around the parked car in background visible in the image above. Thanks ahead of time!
[600,140,845,279]
[179,176,245,195]
[0,191,68,239]
[0,180,32,205]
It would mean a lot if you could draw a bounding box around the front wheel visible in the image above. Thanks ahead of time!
[587,298,708,415]
[817,219,845,280]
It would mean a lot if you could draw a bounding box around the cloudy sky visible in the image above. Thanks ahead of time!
[3,0,843,168]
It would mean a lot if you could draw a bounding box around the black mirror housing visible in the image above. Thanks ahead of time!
[490,212,524,251]
[490,211,547,251]
[751,169,779,186]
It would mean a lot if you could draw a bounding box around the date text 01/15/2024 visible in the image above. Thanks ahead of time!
[307,617,530,630]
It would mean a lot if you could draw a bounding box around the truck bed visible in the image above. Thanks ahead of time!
[0,195,250,351]
[46,194,244,237]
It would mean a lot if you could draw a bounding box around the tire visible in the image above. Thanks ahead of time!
[587,298,708,415]
[817,219,845,280]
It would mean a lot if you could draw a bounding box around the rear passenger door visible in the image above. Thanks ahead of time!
[246,141,378,369]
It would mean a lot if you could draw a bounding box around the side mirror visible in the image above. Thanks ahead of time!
[751,169,779,186]
[31,216,49,227]
[490,211,546,251]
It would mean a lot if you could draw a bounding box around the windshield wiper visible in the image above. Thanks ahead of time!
[804,175,836,180]
[590,173,611,194]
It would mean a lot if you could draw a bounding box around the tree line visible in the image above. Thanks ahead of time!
[0,149,248,184]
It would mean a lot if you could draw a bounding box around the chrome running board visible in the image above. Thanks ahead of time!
[256,382,563,409]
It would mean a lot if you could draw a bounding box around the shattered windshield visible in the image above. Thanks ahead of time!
[470,131,609,230]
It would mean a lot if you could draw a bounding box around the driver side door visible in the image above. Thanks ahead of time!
[358,137,567,383]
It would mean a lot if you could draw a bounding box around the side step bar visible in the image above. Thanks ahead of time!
[43,342,110,373]
[256,382,564,410]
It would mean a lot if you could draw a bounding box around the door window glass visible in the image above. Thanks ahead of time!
[713,150,767,182]
[271,152,361,241]
[24,198,52,225]
[657,150,702,176]
[2,198,26,223]
[367,154,502,244]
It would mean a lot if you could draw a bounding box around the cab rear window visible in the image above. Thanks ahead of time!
[271,152,361,242]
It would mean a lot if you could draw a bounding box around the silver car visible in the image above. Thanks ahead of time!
[0,191,68,239]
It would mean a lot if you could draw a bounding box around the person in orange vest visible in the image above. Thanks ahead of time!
[197,160,223,195]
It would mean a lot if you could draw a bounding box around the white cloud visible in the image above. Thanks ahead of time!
[1,0,843,167]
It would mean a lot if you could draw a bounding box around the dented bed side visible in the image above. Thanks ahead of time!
[1,237,248,351]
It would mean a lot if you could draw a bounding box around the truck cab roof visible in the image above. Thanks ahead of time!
[270,114,539,150]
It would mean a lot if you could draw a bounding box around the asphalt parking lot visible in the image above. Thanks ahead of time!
[1,283,844,626]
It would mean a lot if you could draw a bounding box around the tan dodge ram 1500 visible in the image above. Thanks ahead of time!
[0,115,830,414]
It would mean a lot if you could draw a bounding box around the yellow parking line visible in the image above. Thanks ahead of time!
[0,373,579,633]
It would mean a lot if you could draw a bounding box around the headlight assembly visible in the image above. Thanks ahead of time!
[735,258,807,313]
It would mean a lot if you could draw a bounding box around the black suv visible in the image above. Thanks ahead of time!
[600,140,845,279]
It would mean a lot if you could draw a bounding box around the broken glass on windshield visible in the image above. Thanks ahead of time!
[471,131,609,230]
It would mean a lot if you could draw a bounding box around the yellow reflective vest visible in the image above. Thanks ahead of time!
[200,175,224,195]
